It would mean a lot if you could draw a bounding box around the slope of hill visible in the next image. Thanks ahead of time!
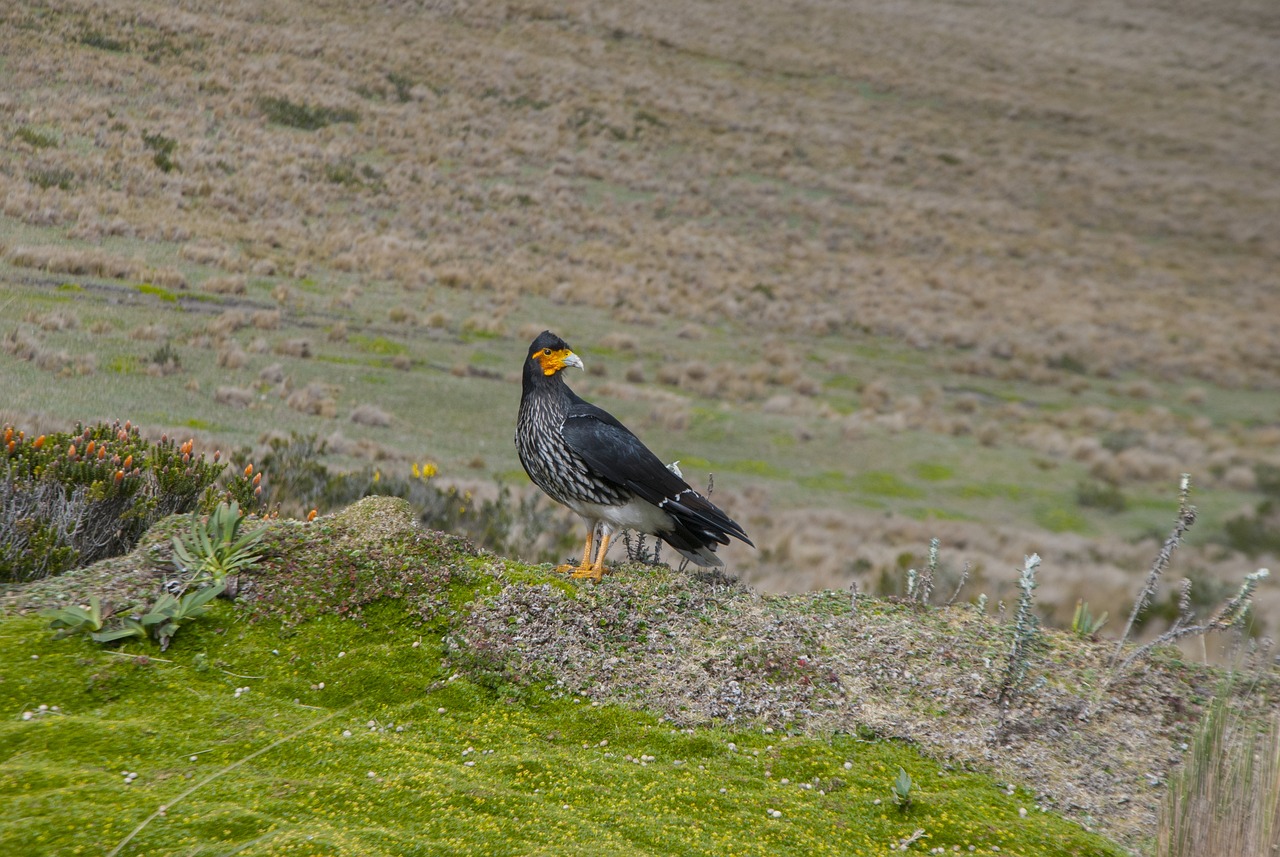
[8,496,1257,854]
[1,0,1277,627]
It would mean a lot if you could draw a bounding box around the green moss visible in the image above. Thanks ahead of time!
[0,597,1124,857]
[136,282,178,303]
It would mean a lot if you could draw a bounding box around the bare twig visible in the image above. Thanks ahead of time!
[1111,474,1196,670]
[946,560,972,607]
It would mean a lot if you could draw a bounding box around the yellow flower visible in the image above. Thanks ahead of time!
[373,469,381,483]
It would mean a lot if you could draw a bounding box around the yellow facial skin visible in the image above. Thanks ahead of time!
[533,347,584,376]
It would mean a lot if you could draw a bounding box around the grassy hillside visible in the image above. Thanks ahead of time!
[1,0,1278,630]
[3,497,1192,855]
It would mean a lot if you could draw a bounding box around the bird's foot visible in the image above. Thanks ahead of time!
[568,564,605,583]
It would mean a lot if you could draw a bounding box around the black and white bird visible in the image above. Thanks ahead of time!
[515,331,752,581]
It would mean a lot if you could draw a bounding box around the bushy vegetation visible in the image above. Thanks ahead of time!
[0,422,259,582]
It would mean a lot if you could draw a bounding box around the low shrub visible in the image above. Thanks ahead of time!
[0,422,257,582]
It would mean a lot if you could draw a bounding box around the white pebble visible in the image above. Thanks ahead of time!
[338,652,345,658]
[844,761,852,770]
[1019,807,1028,818]
[438,708,446,714]
[367,771,376,778]
[342,730,352,738]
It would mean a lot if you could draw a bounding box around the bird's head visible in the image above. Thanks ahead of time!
[526,331,584,378]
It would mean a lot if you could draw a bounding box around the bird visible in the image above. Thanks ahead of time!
[515,330,753,582]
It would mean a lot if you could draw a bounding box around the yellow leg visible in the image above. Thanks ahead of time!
[571,531,612,583]
[557,527,596,575]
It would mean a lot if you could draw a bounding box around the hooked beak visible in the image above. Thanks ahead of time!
[563,352,584,371]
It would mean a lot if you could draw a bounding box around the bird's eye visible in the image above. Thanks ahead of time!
[542,348,552,356]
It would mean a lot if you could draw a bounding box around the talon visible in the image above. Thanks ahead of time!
[569,566,604,583]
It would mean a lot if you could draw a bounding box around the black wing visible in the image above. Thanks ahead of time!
[561,401,752,547]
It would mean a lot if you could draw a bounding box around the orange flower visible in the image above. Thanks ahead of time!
[2,428,11,444]
[244,463,254,477]
[114,470,124,483]
[307,509,318,522]
[33,435,45,449]
[252,472,262,486]
[68,444,77,458]
[98,447,106,460]
[123,454,133,470]
[85,440,96,456]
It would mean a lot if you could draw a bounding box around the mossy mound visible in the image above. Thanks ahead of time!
[0,498,1179,854]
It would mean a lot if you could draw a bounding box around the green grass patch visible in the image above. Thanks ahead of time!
[15,126,59,149]
[1034,505,1091,534]
[258,96,359,130]
[136,282,179,303]
[349,335,408,357]
[725,459,786,478]
[800,471,924,500]
[913,462,954,482]
[956,482,1029,502]
[0,593,1124,857]
[106,354,141,375]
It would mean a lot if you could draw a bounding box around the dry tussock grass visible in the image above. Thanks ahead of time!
[0,0,1270,390]
[286,381,338,417]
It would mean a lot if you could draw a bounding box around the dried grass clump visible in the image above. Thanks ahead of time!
[252,310,282,330]
[327,322,348,342]
[130,324,168,341]
[7,244,143,280]
[202,275,247,295]
[179,242,230,266]
[350,403,393,427]
[214,386,255,408]
[860,379,894,413]
[25,311,78,332]
[258,363,287,385]
[2,329,95,376]
[216,343,249,369]
[287,382,338,417]
[461,314,505,337]
[148,267,187,290]
[599,331,638,352]
[388,306,418,325]
[207,310,248,337]
[274,338,312,359]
